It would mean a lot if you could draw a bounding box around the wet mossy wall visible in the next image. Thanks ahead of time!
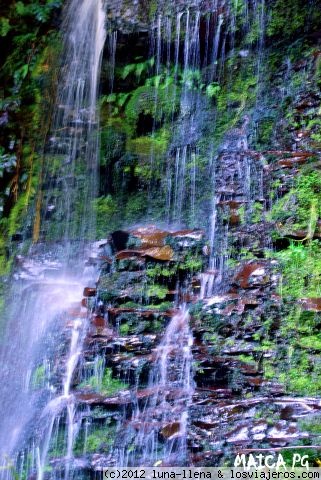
[0,0,321,242]
[2,0,321,396]
[3,0,321,472]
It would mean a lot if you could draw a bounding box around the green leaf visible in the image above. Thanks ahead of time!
[0,18,11,37]
[20,64,29,79]
[106,93,117,103]
[121,64,136,79]
[135,62,145,79]
[117,93,130,107]
[15,2,27,16]
[153,74,161,88]
[206,82,221,98]
[161,76,174,89]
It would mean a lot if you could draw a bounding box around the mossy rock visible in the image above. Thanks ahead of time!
[125,84,179,127]
[126,130,169,158]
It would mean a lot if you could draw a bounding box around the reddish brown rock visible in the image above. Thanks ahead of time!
[83,287,96,297]
[245,376,264,387]
[217,200,246,209]
[299,298,321,311]
[193,420,218,430]
[116,245,174,261]
[263,150,313,158]
[76,391,132,407]
[91,315,105,328]
[278,157,309,167]
[143,245,174,261]
[229,213,241,225]
[160,422,182,440]
[81,298,88,308]
[235,263,266,288]
[136,386,159,399]
[130,226,169,247]
[287,229,321,240]
[116,249,143,260]
[236,297,259,314]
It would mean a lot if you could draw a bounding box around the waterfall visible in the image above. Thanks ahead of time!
[41,0,106,246]
[115,307,194,467]
[0,0,295,474]
[0,0,106,477]
[204,0,266,297]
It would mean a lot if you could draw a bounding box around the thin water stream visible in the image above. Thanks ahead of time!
[115,306,194,467]
[0,0,106,477]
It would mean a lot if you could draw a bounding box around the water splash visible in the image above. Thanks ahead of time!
[0,0,106,477]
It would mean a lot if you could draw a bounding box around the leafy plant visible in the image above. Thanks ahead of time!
[121,57,155,81]
[146,284,168,300]
[79,368,128,396]
[206,82,221,98]
[275,240,321,298]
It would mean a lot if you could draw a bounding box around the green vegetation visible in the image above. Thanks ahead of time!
[146,264,178,278]
[0,0,62,268]
[146,284,168,300]
[276,241,321,298]
[119,322,130,335]
[79,368,128,396]
[93,195,118,237]
[30,364,46,389]
[279,448,321,467]
[84,428,114,453]
[270,171,321,236]
[266,0,321,40]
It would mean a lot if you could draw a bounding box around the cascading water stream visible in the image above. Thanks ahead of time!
[115,307,194,467]
[0,0,106,478]
[41,0,106,245]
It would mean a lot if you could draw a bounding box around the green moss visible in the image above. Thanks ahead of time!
[146,301,172,311]
[124,192,149,224]
[212,58,258,147]
[127,129,169,160]
[93,195,118,238]
[237,205,246,224]
[119,323,130,335]
[276,241,321,298]
[85,429,113,453]
[146,284,168,300]
[250,202,263,223]
[264,362,276,380]
[74,422,115,455]
[270,170,321,235]
[79,368,128,396]
[266,0,321,40]
[8,193,29,237]
[31,364,46,389]
[125,84,179,128]
[237,354,256,365]
[285,370,321,395]
[298,335,321,351]
[298,416,321,435]
[179,254,203,272]
[279,448,321,467]
[206,82,221,99]
[146,264,177,279]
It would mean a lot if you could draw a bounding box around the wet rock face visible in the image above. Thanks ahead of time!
[26,40,321,469]
[36,214,319,474]
[105,0,226,33]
